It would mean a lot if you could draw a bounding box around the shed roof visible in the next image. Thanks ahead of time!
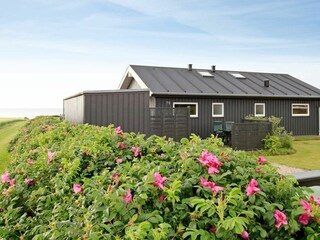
[120,65,320,98]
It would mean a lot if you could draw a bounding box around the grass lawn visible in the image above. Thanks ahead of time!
[0,119,26,173]
[0,118,13,122]
[267,139,320,170]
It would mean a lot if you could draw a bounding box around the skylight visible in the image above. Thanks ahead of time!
[197,70,214,77]
[229,72,246,79]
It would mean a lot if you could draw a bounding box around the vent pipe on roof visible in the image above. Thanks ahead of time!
[264,80,270,87]
[188,64,192,71]
[211,65,216,72]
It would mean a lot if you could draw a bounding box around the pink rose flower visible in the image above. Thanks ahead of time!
[197,151,223,175]
[9,179,16,187]
[115,158,123,164]
[121,190,132,204]
[131,146,142,157]
[159,195,166,201]
[246,179,261,196]
[255,168,261,173]
[309,195,314,203]
[24,178,35,186]
[152,172,167,190]
[118,143,126,149]
[47,151,55,164]
[317,196,320,205]
[298,213,310,225]
[301,199,311,214]
[200,177,224,193]
[240,230,249,239]
[209,227,216,233]
[1,171,10,184]
[27,158,34,165]
[116,126,123,134]
[258,156,267,164]
[73,184,82,193]
[274,210,288,228]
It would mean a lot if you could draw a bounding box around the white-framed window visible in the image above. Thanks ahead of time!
[292,104,309,116]
[212,103,224,117]
[173,102,198,118]
[254,103,265,117]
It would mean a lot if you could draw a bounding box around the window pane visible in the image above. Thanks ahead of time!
[174,103,197,117]
[292,104,309,116]
[256,105,264,115]
[213,105,222,115]
[189,105,196,115]
[212,103,224,117]
[293,108,308,114]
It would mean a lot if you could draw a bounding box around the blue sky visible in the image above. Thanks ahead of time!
[1,0,320,108]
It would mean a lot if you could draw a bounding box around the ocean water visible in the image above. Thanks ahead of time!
[0,108,63,119]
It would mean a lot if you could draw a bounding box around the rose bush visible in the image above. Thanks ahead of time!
[0,116,319,239]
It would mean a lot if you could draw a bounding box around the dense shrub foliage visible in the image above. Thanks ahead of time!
[0,117,319,239]
[245,115,295,156]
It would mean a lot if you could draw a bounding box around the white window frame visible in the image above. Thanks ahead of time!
[173,102,198,118]
[212,103,224,117]
[292,103,310,117]
[254,103,265,117]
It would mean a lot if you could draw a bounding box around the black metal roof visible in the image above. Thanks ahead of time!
[130,65,320,98]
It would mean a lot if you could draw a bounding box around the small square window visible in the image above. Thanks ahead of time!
[173,102,198,118]
[254,103,265,117]
[292,104,309,116]
[212,103,224,117]
[197,70,214,77]
[229,72,246,79]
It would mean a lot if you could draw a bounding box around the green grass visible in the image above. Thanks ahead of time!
[293,135,320,141]
[0,118,21,122]
[0,119,26,173]
[267,139,320,170]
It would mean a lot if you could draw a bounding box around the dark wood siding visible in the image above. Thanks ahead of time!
[155,96,320,138]
[83,91,150,134]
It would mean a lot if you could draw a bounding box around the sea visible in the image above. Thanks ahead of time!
[0,108,63,119]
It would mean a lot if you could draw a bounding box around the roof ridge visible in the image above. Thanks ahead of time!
[130,64,287,75]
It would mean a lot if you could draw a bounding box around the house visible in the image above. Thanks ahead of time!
[64,64,320,139]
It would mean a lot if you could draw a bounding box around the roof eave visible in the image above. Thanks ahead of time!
[64,89,150,100]
[151,92,320,99]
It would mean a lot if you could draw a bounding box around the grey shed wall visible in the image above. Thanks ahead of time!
[155,96,320,138]
[63,94,84,124]
[64,90,150,134]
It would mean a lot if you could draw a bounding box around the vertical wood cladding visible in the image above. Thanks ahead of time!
[83,91,149,134]
[155,96,320,138]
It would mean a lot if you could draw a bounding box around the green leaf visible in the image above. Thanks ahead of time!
[208,208,216,217]
[229,209,237,218]
[235,166,244,175]
[189,222,197,229]
[234,221,244,235]
[139,193,148,200]
[241,210,255,218]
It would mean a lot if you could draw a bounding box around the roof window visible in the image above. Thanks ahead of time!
[229,72,246,79]
[197,70,214,77]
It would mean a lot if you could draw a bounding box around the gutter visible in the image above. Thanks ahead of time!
[151,92,320,99]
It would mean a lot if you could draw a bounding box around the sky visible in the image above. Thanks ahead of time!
[1,0,320,109]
